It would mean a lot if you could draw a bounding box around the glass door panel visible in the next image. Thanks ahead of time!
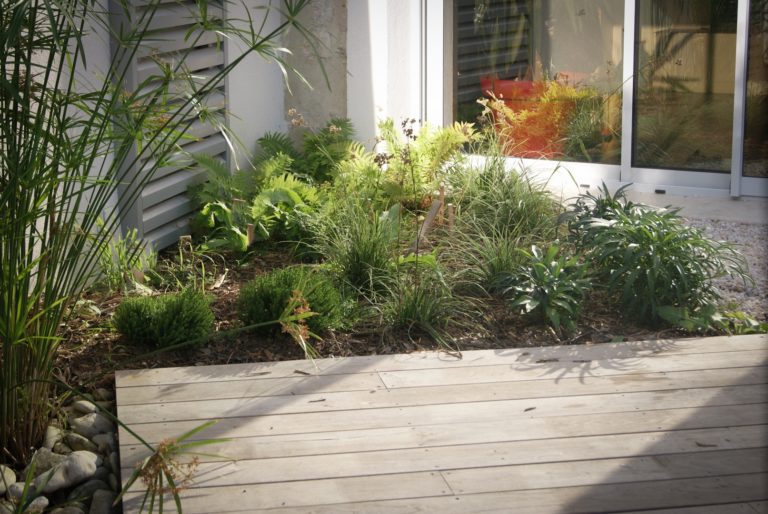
[453,0,624,164]
[743,0,768,177]
[633,0,738,172]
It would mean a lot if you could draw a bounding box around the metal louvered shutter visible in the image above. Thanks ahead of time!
[455,0,532,105]
[111,0,228,250]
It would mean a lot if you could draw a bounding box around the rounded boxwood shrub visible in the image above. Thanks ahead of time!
[113,288,214,348]
[238,265,345,335]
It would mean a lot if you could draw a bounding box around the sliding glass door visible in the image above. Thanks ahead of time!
[743,0,768,177]
[447,0,767,196]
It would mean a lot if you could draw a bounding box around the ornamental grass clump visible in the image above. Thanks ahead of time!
[310,201,401,296]
[449,153,561,241]
[380,266,469,351]
[113,289,214,348]
[238,266,346,336]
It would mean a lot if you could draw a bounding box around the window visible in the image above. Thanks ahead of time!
[453,0,624,164]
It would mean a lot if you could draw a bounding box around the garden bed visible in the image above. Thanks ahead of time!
[55,120,768,394]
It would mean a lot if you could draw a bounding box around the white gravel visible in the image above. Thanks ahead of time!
[685,218,768,321]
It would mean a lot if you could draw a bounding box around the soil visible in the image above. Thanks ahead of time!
[56,245,692,393]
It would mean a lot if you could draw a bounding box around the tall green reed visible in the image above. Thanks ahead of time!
[0,0,318,466]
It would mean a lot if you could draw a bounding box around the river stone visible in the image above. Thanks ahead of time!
[70,413,112,439]
[53,442,73,455]
[92,388,114,402]
[67,479,109,502]
[91,433,116,454]
[44,425,64,449]
[50,507,86,514]
[92,466,110,483]
[72,400,98,415]
[0,465,15,495]
[106,452,119,475]
[0,500,13,514]
[25,448,66,477]
[34,451,100,494]
[107,473,118,492]
[7,481,38,499]
[65,433,98,453]
[89,489,116,514]
[23,495,49,513]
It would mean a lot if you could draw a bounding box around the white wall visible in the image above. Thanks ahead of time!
[347,0,424,147]
[226,0,288,167]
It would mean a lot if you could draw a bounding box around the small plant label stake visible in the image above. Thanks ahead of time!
[408,198,443,256]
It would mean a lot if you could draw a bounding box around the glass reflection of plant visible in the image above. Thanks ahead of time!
[482,81,620,164]
[473,0,531,81]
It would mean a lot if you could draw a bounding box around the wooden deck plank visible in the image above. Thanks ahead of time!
[121,472,455,514]
[115,336,768,513]
[377,349,768,389]
[115,365,767,422]
[119,403,768,466]
[116,363,767,406]
[114,334,767,387]
[442,448,768,494]
[119,453,767,513]
[121,425,766,485]
[219,474,768,514]
[623,501,768,513]
[117,383,765,443]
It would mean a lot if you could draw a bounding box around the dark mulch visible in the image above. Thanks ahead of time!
[56,247,682,393]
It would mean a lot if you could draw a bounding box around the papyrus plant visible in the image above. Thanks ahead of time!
[0,0,318,466]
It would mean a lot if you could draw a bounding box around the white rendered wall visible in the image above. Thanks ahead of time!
[226,0,287,167]
[347,0,423,147]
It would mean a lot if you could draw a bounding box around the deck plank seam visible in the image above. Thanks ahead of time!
[114,364,768,404]
[115,376,768,409]
[118,426,768,469]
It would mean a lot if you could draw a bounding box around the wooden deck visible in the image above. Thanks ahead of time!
[115,334,768,513]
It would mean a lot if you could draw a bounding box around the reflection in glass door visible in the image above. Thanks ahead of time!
[632,0,738,172]
[744,0,768,178]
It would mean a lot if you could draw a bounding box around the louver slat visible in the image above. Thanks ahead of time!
[113,0,227,250]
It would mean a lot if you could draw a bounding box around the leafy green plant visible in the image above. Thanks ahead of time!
[146,238,223,291]
[194,201,250,252]
[113,289,215,348]
[449,225,526,296]
[579,206,751,324]
[659,305,768,335]
[378,118,477,207]
[251,172,320,242]
[238,265,346,336]
[563,182,638,232]
[96,226,156,293]
[296,118,360,183]
[503,244,590,333]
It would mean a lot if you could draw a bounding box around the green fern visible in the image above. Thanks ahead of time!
[378,118,476,207]
[251,172,320,242]
[297,118,360,183]
[188,153,238,205]
[256,131,299,162]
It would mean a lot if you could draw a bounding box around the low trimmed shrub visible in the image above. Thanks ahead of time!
[238,265,346,335]
[113,288,214,348]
